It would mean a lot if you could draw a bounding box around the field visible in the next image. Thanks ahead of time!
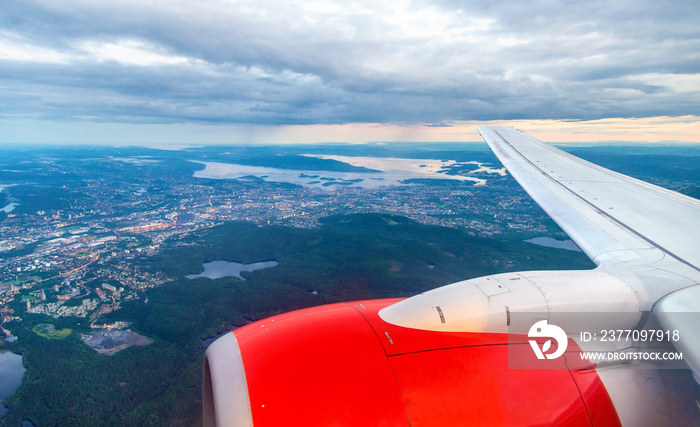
[32,324,72,340]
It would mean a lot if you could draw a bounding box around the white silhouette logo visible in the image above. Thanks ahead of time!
[528,320,568,360]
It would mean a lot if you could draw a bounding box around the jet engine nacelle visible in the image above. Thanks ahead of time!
[203,297,621,426]
[379,270,642,335]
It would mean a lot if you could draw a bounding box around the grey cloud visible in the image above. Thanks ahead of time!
[1,0,699,126]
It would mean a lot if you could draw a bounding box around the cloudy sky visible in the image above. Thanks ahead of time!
[1,0,699,144]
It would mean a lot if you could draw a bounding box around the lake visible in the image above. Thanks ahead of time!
[187,260,279,280]
[0,203,18,213]
[192,155,492,189]
[0,352,25,417]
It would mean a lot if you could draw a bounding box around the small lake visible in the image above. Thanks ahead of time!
[0,352,26,417]
[524,237,582,252]
[0,203,18,214]
[187,260,279,280]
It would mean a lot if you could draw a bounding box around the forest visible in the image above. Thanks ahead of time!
[4,213,594,425]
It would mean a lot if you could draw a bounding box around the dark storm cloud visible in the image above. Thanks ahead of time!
[1,0,698,125]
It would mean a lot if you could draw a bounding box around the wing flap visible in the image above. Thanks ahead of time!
[655,285,700,382]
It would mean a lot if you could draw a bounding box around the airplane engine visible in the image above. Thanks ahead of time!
[203,299,620,426]
[203,126,700,426]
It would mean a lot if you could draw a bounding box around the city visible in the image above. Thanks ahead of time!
[0,149,551,341]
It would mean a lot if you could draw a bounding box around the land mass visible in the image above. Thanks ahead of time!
[1,142,698,425]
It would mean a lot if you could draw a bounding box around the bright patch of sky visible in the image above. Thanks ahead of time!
[78,40,190,66]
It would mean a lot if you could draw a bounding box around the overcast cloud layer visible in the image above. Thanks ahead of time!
[1,0,699,128]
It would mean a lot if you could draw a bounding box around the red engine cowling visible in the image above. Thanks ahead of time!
[203,299,620,426]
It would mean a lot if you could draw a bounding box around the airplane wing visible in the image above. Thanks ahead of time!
[479,126,700,385]
[477,126,700,272]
